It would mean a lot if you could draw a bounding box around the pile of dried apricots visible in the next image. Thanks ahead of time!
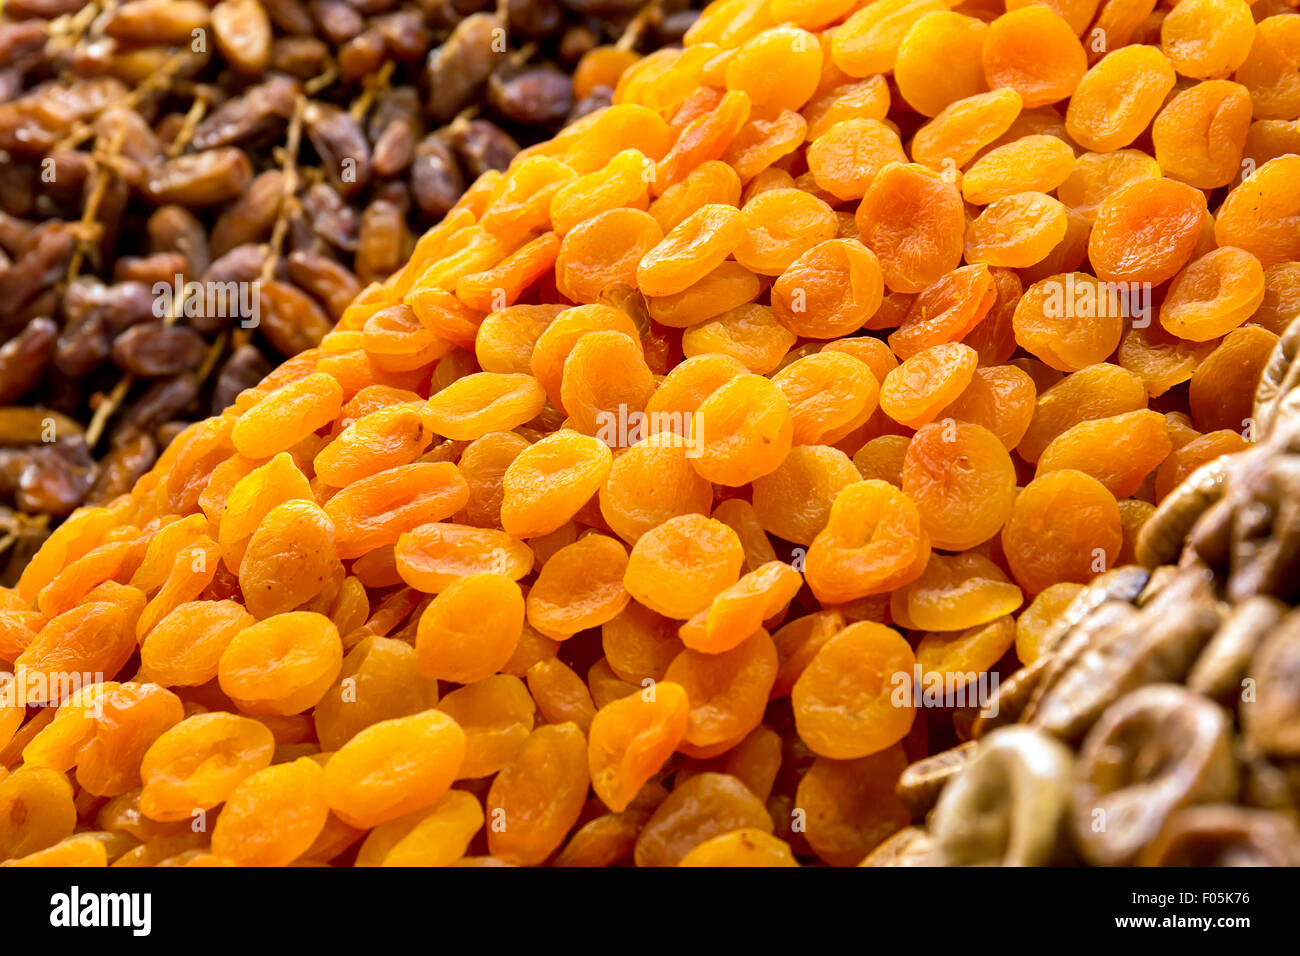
[2,0,1299,867]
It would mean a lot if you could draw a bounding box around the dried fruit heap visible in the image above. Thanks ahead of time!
[880,321,1300,867]
[0,0,698,577]
[2,0,1299,867]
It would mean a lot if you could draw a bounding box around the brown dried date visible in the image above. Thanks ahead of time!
[411,134,465,220]
[309,0,365,44]
[447,118,519,178]
[212,0,273,75]
[143,148,254,205]
[210,170,285,257]
[269,36,331,78]
[286,249,360,321]
[113,252,189,287]
[191,75,299,151]
[211,343,273,413]
[102,0,213,44]
[257,280,331,356]
[354,199,409,286]
[261,0,316,34]
[0,317,57,405]
[111,374,200,441]
[87,432,157,506]
[488,63,574,127]
[110,323,206,377]
[303,101,371,197]
[148,205,211,277]
[338,28,387,81]
[426,13,504,122]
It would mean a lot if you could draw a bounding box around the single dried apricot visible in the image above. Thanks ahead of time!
[1161,0,1255,80]
[734,188,838,276]
[805,480,930,604]
[1012,274,1126,372]
[599,433,713,545]
[982,7,1086,108]
[1188,325,1278,433]
[624,514,745,620]
[416,573,523,683]
[664,629,779,750]
[1161,246,1267,343]
[793,621,916,760]
[1117,320,1218,398]
[1064,45,1175,152]
[423,373,547,441]
[678,828,798,866]
[218,611,343,716]
[139,713,274,822]
[902,420,1017,551]
[231,373,343,460]
[555,208,664,304]
[1089,178,1207,285]
[1151,81,1253,190]
[771,239,884,339]
[560,331,657,437]
[1215,157,1300,268]
[500,431,613,538]
[486,723,589,866]
[588,681,690,813]
[1234,15,1300,121]
[916,614,1016,688]
[1001,469,1122,594]
[965,193,1070,269]
[1015,582,1084,664]
[324,462,469,560]
[1036,409,1173,497]
[314,636,439,752]
[751,445,863,546]
[435,676,535,779]
[796,747,909,866]
[893,11,988,117]
[527,535,630,639]
[856,163,965,293]
[681,304,797,375]
[210,758,328,866]
[772,352,881,446]
[323,709,466,829]
[395,522,533,593]
[911,88,1024,172]
[879,342,979,429]
[678,561,803,654]
[689,373,794,486]
[807,119,907,201]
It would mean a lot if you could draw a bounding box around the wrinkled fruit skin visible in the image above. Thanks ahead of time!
[2,0,1294,870]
